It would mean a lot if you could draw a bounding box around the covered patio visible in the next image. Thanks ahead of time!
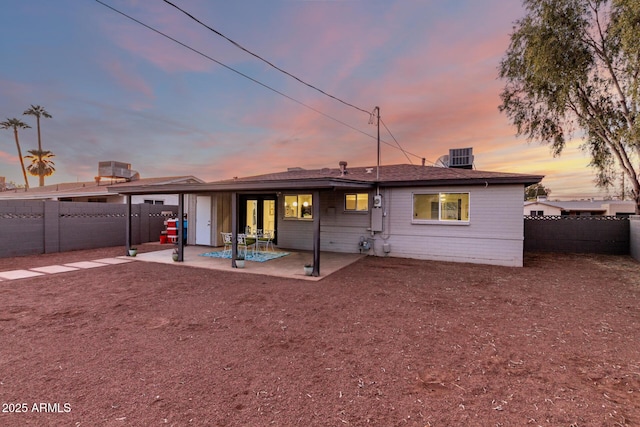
[110,172,374,277]
[130,245,365,281]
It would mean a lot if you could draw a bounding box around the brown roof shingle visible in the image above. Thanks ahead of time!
[223,164,543,186]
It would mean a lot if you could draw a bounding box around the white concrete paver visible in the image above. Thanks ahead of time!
[0,257,135,282]
[30,265,80,274]
[0,270,46,280]
[93,258,134,265]
[63,261,109,269]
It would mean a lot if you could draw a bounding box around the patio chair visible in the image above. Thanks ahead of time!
[237,233,256,257]
[221,232,233,256]
[256,230,274,252]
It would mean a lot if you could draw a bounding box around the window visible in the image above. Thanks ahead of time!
[284,194,313,219]
[413,192,469,222]
[144,199,165,205]
[530,210,544,216]
[345,193,369,212]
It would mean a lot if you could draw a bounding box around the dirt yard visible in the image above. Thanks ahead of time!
[0,245,639,426]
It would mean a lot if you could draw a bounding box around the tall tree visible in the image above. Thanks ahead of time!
[23,105,52,186]
[525,183,552,201]
[25,149,55,184]
[499,0,640,213]
[0,118,31,190]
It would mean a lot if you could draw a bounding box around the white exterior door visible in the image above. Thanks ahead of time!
[195,196,212,245]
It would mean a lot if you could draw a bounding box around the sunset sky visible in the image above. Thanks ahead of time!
[0,0,622,199]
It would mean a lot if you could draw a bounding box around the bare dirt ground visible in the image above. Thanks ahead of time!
[0,245,639,427]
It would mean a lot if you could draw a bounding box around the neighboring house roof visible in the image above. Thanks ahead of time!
[110,164,544,195]
[524,199,632,211]
[0,176,204,200]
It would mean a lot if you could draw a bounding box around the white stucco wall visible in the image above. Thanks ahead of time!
[524,202,561,216]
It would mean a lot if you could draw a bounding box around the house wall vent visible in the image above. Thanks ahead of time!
[448,147,474,169]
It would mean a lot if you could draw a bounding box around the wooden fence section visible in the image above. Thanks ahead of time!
[0,200,177,258]
[524,215,630,255]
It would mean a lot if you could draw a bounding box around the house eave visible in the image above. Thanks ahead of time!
[379,175,544,188]
[108,178,374,196]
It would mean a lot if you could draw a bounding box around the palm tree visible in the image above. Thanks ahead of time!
[1,118,31,190]
[23,105,52,186]
[25,149,55,184]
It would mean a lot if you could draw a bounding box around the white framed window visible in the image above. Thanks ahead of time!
[345,193,369,212]
[412,192,469,223]
[284,194,313,219]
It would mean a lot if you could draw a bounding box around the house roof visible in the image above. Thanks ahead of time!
[0,176,204,200]
[524,199,634,212]
[108,164,544,195]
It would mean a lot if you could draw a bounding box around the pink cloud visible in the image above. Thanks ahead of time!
[100,1,215,74]
[102,59,154,101]
[0,151,19,163]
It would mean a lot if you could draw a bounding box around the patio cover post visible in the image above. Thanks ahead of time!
[231,191,238,268]
[177,193,184,262]
[125,194,132,255]
[312,190,320,276]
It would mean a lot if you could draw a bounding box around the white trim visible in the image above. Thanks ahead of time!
[411,191,470,224]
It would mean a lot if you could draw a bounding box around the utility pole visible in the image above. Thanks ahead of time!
[375,106,380,181]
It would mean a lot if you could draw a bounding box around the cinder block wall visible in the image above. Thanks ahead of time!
[58,202,131,252]
[0,200,177,258]
[631,216,640,262]
[524,216,630,254]
[0,200,45,257]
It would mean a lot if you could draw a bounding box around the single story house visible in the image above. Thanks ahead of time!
[111,162,542,271]
[525,197,636,217]
[0,176,204,205]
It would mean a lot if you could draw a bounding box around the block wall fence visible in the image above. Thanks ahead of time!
[524,215,630,255]
[631,216,640,262]
[0,200,177,258]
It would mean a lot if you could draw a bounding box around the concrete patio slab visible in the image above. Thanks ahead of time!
[0,269,46,280]
[132,246,365,281]
[64,261,108,269]
[31,265,80,274]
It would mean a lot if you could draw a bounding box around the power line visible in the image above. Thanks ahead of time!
[161,0,372,116]
[380,118,415,164]
[160,0,437,167]
[94,0,436,166]
[93,0,373,138]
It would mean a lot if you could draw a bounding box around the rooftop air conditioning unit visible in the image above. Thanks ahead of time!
[448,147,474,169]
[98,161,140,181]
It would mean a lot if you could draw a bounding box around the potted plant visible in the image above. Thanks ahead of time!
[172,248,179,262]
[235,252,245,268]
[303,263,313,276]
[128,247,138,257]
